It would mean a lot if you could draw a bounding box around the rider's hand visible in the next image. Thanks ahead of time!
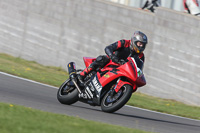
[111,55,119,64]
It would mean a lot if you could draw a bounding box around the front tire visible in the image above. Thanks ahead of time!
[57,79,79,105]
[101,84,133,113]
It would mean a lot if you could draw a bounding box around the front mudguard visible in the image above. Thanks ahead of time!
[114,80,137,93]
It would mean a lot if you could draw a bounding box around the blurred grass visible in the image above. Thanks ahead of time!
[0,102,151,133]
[128,92,200,120]
[0,53,68,87]
[0,53,200,120]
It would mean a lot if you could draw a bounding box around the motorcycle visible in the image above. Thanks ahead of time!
[57,56,146,113]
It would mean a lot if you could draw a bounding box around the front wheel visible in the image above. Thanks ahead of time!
[57,79,79,105]
[101,84,133,113]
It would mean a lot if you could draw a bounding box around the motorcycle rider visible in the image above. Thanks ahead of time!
[78,31,148,82]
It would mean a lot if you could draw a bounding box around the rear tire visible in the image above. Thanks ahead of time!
[57,79,79,105]
[101,84,133,113]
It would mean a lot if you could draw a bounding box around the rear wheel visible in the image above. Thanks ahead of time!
[57,79,79,105]
[101,84,133,113]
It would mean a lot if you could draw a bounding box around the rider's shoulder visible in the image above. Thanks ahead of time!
[121,39,131,47]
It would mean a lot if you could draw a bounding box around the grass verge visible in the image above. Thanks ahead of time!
[0,102,150,133]
[128,93,200,120]
[0,53,200,120]
[0,53,67,87]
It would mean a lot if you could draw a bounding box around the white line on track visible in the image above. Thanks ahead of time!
[0,71,58,89]
[125,105,200,122]
[1,71,200,122]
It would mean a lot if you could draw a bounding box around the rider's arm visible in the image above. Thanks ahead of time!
[138,53,145,70]
[105,40,126,58]
[139,53,145,62]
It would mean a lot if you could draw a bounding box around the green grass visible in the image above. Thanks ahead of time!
[0,102,150,133]
[0,53,200,121]
[128,93,200,120]
[0,53,68,87]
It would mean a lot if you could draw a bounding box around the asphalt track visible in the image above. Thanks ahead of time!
[0,72,200,133]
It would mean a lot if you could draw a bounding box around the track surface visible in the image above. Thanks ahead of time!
[0,72,200,133]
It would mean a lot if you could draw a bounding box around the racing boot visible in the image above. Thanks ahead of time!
[77,65,94,84]
[77,55,108,83]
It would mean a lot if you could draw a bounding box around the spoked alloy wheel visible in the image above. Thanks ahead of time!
[101,84,133,113]
[103,89,123,107]
[57,79,79,105]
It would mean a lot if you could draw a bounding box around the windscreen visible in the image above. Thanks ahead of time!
[130,56,144,77]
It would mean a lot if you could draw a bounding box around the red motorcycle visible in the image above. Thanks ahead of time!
[57,56,146,113]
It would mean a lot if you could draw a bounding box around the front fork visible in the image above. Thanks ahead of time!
[68,62,82,93]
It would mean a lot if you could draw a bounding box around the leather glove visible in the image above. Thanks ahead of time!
[111,55,119,64]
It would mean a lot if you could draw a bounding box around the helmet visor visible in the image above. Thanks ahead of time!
[133,41,146,53]
[136,41,145,48]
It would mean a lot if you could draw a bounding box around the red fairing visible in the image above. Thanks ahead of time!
[83,56,146,92]
[136,75,146,87]
[83,57,96,68]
